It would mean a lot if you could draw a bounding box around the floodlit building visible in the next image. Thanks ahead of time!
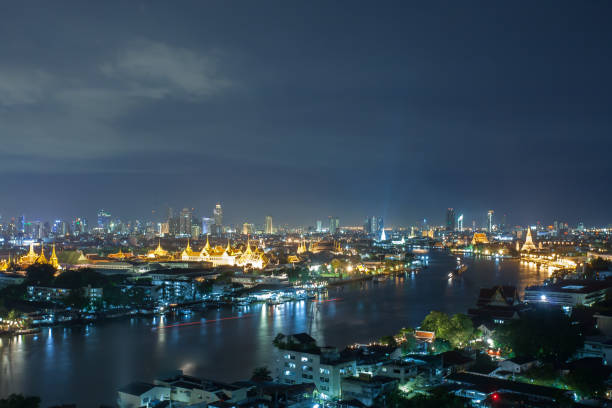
[180,236,268,269]
[487,210,494,233]
[521,227,537,252]
[524,280,612,307]
[265,215,274,234]
[471,233,489,245]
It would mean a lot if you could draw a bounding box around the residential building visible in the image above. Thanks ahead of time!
[273,333,357,399]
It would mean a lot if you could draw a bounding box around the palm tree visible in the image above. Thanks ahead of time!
[251,366,272,382]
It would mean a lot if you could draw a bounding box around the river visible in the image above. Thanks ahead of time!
[0,250,545,406]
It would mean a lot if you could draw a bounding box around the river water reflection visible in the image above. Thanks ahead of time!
[0,250,544,406]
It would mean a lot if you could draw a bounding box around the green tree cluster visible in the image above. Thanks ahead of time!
[420,311,474,348]
[0,394,40,408]
[494,308,582,363]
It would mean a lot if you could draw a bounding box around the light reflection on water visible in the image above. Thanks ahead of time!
[0,251,542,406]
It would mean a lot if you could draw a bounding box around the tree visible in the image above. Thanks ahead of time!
[447,314,474,347]
[421,311,452,338]
[0,394,40,408]
[251,366,272,382]
[400,328,418,354]
[330,258,344,273]
[383,386,468,408]
[196,280,213,296]
[494,308,583,363]
[563,361,611,398]
[102,284,127,308]
[420,311,474,348]
[379,335,398,348]
[430,339,451,354]
[25,264,56,286]
[54,268,107,289]
[62,289,89,311]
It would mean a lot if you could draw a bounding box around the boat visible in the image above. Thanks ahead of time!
[236,297,252,306]
[373,275,387,283]
[266,298,283,306]
[448,263,468,278]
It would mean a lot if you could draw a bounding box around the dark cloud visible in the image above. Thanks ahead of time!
[0,1,611,226]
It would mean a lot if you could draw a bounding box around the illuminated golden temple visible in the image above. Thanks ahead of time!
[180,236,268,269]
[146,240,171,259]
[16,243,60,269]
[471,233,489,245]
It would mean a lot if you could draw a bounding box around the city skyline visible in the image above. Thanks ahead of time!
[0,203,605,232]
[1,1,611,225]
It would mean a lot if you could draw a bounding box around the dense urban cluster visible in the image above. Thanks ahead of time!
[1,207,612,408]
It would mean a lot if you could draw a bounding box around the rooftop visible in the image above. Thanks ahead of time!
[526,279,612,294]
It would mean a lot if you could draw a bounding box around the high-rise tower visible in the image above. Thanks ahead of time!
[446,208,455,231]
[213,203,223,234]
[265,216,273,234]
[487,210,494,233]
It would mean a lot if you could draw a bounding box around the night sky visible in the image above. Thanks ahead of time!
[1,1,611,227]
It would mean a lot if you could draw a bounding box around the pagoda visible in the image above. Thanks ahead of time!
[35,245,48,264]
[521,228,537,252]
[49,244,60,269]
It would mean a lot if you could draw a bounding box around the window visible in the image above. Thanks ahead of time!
[284,370,292,376]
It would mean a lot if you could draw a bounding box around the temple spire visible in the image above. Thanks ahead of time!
[50,243,59,269]
[521,227,537,252]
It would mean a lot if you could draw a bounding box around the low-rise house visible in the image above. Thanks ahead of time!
[340,374,398,407]
[594,312,612,337]
[468,286,527,325]
[118,371,250,408]
[577,336,612,364]
[493,357,539,375]
[378,360,419,383]
[440,350,475,376]
[117,382,168,408]
[445,372,568,406]
[155,371,249,405]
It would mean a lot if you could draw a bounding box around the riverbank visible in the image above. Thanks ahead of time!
[0,253,541,406]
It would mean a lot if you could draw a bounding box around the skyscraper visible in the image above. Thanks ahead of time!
[243,223,253,235]
[329,216,339,234]
[202,217,213,235]
[457,214,464,232]
[265,216,273,234]
[487,210,494,233]
[213,203,223,234]
[179,208,193,236]
[446,208,455,231]
[316,220,322,232]
[97,209,111,231]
